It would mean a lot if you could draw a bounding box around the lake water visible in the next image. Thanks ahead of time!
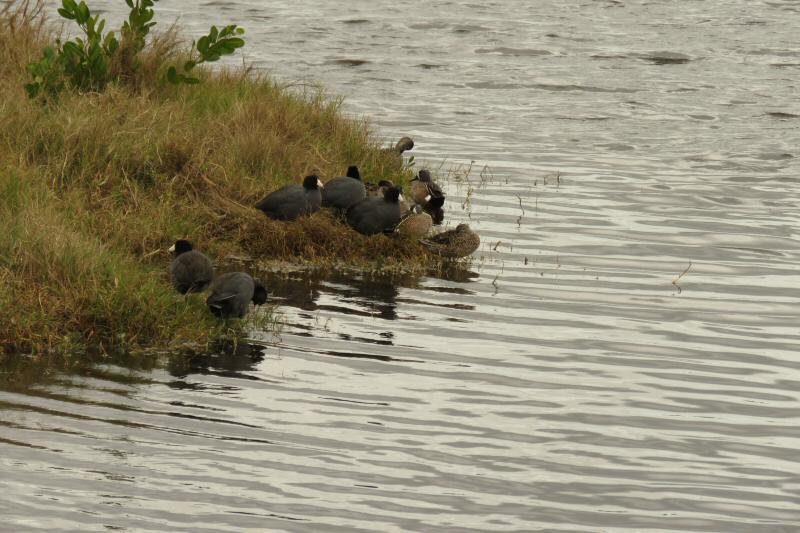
[2,0,800,531]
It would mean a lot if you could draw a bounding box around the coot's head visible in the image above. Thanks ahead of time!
[252,280,268,306]
[303,175,324,190]
[383,186,404,204]
[169,239,193,256]
[346,166,361,180]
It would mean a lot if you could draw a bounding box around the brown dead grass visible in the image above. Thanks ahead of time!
[0,0,430,361]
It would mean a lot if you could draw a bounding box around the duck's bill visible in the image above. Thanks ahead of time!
[317,179,324,188]
[168,244,176,252]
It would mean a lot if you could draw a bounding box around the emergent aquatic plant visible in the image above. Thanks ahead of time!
[24,0,245,98]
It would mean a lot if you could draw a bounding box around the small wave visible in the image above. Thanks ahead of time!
[407,21,449,30]
[766,111,799,119]
[591,53,630,60]
[531,83,637,93]
[475,47,553,57]
[639,52,692,64]
[327,58,370,67]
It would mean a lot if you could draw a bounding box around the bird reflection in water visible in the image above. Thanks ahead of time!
[165,264,479,376]
[167,342,266,378]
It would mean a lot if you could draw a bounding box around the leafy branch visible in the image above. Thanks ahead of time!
[166,25,246,85]
[24,0,246,98]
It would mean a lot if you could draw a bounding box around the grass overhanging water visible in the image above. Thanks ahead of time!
[0,0,460,372]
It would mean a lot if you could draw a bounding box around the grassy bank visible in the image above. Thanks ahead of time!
[0,1,429,361]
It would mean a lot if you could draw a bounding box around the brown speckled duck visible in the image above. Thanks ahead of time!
[420,224,480,259]
[383,136,415,170]
[410,169,445,209]
[392,205,433,239]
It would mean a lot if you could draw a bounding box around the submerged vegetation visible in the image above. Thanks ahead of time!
[0,0,432,363]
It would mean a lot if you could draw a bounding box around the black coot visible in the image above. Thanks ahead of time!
[346,186,404,235]
[169,240,214,294]
[322,165,366,211]
[206,272,268,318]
[255,175,323,220]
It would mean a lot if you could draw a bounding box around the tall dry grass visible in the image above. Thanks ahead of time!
[0,0,425,361]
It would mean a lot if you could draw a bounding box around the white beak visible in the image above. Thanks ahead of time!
[317,179,324,188]
[398,193,405,203]
[424,194,431,202]
[168,244,175,252]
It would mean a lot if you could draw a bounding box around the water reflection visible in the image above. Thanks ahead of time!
[166,343,266,378]
[262,265,479,325]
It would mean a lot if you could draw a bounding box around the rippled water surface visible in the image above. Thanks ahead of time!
[3,0,800,531]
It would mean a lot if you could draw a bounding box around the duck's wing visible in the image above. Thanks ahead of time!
[421,228,455,245]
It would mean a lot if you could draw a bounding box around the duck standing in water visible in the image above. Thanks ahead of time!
[420,223,480,259]
[169,239,214,294]
[206,272,268,318]
[255,175,324,221]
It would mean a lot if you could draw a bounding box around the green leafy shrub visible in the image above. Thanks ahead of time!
[24,0,245,98]
[166,24,245,84]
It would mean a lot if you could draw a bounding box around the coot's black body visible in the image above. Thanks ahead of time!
[346,186,404,235]
[206,272,268,319]
[255,175,323,221]
[322,165,366,211]
[169,240,214,294]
